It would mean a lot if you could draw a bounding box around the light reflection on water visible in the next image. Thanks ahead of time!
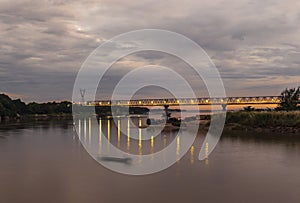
[76,117,193,159]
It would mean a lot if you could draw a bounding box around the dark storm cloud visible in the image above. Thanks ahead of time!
[0,0,300,101]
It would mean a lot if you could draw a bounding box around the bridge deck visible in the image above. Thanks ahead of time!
[83,96,287,106]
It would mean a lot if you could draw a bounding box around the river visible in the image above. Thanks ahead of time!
[0,118,299,203]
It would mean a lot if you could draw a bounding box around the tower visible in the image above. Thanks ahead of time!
[80,89,86,104]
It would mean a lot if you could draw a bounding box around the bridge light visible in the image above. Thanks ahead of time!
[205,99,209,103]
[236,99,240,102]
[99,102,102,105]
[190,99,194,103]
[176,100,180,103]
[151,100,154,104]
[163,100,167,103]
[220,99,224,102]
[139,101,142,104]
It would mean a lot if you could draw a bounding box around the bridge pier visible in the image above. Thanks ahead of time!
[164,105,171,120]
[221,104,227,111]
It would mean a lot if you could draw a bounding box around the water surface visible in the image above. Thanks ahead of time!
[0,119,299,203]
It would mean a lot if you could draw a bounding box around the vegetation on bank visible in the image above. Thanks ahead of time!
[0,94,71,119]
[224,87,300,132]
[226,111,300,128]
[276,86,300,111]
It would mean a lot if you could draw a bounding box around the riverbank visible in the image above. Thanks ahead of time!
[223,111,300,133]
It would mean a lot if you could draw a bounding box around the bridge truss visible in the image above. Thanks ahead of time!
[85,96,286,106]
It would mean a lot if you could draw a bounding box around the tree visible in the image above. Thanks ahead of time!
[276,87,300,111]
[0,94,18,117]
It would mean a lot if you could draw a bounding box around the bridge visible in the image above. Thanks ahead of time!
[76,95,300,117]
[84,96,285,110]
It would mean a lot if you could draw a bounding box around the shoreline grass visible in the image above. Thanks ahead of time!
[226,111,300,128]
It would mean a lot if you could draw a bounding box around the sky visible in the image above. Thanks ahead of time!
[0,0,300,102]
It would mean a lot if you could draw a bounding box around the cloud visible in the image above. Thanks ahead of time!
[0,0,299,101]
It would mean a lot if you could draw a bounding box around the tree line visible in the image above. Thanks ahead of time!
[0,94,71,118]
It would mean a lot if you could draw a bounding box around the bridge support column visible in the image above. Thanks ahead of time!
[221,104,227,111]
[164,105,170,120]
